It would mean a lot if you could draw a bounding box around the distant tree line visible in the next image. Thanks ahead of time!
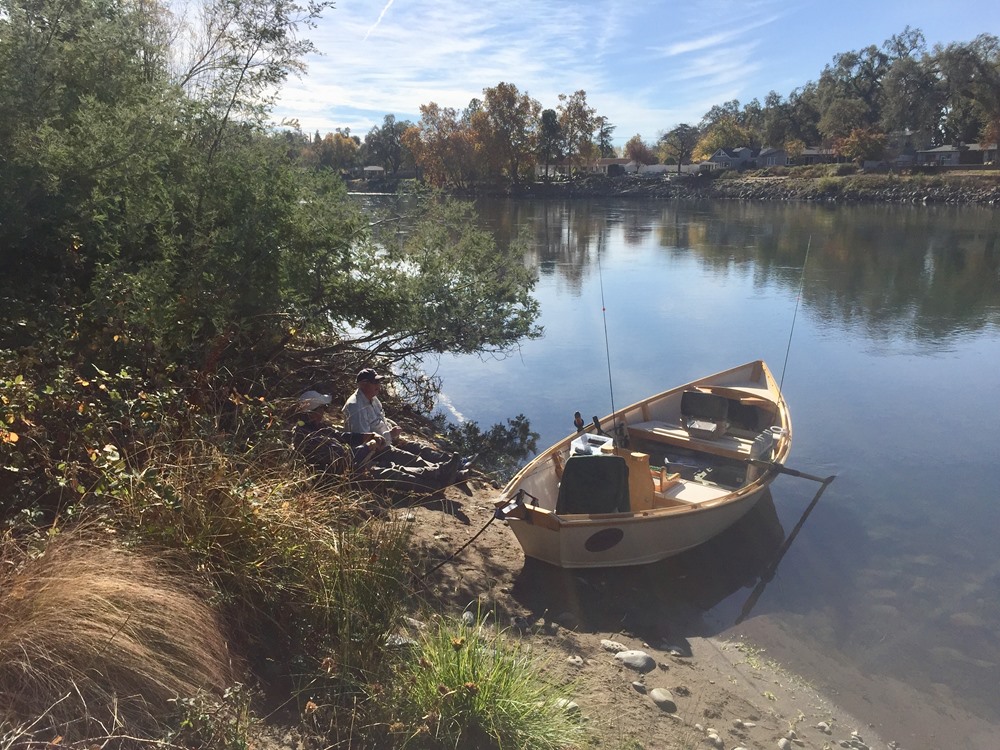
[682,27,1000,165]
[296,27,1000,185]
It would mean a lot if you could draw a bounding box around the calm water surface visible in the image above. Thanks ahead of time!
[418,198,1000,747]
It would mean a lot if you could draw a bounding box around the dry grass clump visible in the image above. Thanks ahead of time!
[0,534,234,742]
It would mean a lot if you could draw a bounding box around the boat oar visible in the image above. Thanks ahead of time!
[736,474,835,624]
[746,458,835,485]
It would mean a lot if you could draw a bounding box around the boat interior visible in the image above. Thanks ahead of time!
[546,384,785,518]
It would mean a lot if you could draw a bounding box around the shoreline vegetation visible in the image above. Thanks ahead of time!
[355,168,1000,206]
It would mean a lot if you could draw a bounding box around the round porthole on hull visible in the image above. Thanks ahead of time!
[585,527,624,552]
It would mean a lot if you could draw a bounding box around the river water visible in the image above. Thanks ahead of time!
[411,197,1000,748]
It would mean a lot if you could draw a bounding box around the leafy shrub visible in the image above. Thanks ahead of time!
[814,177,842,196]
[167,684,259,750]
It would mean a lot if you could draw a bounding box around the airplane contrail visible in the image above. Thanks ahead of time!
[363,0,396,41]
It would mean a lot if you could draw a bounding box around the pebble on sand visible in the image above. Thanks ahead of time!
[648,687,676,712]
[614,650,656,673]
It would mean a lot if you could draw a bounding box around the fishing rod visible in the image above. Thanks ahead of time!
[779,236,811,394]
[595,240,622,444]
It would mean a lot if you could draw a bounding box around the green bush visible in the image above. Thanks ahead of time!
[813,177,843,196]
[385,615,583,750]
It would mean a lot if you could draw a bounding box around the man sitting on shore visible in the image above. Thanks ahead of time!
[343,368,475,473]
[293,390,459,493]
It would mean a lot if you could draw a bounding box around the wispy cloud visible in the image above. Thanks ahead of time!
[362,0,396,42]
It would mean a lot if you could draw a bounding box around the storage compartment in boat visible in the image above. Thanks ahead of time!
[570,432,614,456]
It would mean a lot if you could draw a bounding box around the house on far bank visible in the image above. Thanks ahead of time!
[797,147,837,165]
[362,165,385,179]
[917,142,998,167]
[534,157,636,179]
[757,147,789,167]
[707,147,754,170]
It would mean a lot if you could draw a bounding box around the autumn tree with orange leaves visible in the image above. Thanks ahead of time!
[470,82,541,184]
[403,103,478,188]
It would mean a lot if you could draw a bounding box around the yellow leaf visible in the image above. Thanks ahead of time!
[1,431,18,444]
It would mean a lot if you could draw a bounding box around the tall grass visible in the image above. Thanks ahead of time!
[0,534,233,742]
[386,615,584,750]
[116,438,414,704]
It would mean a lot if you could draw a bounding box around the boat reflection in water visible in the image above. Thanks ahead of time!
[510,490,786,641]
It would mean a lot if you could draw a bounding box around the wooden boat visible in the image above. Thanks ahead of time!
[494,360,791,568]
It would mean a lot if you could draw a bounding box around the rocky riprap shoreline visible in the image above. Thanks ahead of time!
[500,173,1000,205]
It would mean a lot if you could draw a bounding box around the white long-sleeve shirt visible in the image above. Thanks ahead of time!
[343,388,398,444]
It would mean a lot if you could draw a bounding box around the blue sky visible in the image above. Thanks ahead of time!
[275,0,998,147]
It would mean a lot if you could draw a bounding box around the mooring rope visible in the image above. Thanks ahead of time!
[418,512,497,580]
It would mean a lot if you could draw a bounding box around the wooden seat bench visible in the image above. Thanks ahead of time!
[627,420,757,461]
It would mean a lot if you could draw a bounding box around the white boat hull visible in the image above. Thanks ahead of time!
[507,487,765,568]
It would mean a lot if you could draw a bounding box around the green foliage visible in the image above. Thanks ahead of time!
[659,124,700,169]
[364,114,415,174]
[168,684,260,750]
[344,192,542,360]
[387,615,583,750]
[813,177,843,196]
